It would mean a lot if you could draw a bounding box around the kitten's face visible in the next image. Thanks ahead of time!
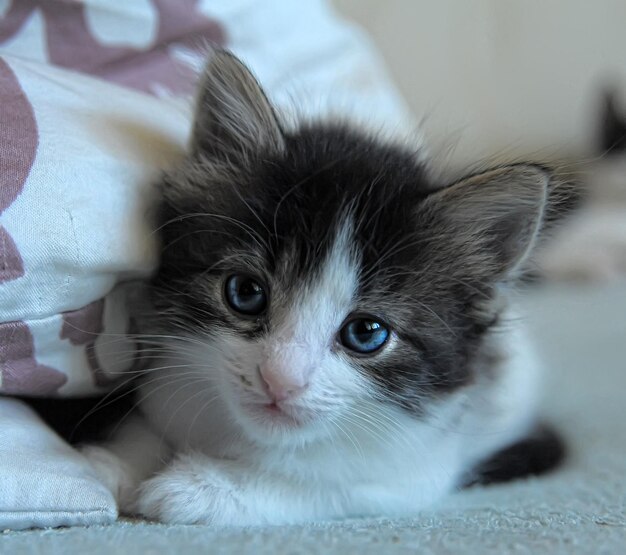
[170,218,390,445]
[151,51,549,446]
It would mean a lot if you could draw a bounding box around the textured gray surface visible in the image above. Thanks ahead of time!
[4,282,626,554]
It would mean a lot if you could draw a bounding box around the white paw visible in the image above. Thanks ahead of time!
[79,445,138,513]
[136,455,252,526]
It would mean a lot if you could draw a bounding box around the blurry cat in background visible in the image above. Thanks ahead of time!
[536,91,626,281]
[82,50,565,526]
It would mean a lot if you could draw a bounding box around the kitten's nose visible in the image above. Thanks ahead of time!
[258,364,308,402]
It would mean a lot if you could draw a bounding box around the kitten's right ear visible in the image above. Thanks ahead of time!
[421,164,549,280]
[190,49,285,159]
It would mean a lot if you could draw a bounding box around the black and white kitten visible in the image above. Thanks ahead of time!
[84,50,563,526]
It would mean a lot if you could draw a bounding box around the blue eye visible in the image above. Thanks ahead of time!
[224,274,267,316]
[339,317,390,354]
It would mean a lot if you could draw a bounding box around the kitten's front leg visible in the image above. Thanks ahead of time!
[136,454,322,526]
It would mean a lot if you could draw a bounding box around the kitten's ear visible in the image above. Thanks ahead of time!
[423,164,549,278]
[190,49,285,158]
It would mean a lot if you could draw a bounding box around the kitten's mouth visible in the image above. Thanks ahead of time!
[263,402,302,423]
[265,401,282,414]
[246,399,307,428]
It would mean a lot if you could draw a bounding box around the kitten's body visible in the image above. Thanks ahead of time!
[84,51,563,526]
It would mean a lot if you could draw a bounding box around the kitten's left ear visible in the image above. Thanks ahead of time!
[190,49,285,159]
[422,164,549,278]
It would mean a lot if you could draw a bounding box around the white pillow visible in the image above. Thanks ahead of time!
[0,54,187,396]
[0,397,117,529]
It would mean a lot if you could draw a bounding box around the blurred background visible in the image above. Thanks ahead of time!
[335,0,626,166]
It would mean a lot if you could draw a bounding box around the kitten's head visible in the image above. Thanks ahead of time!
[152,51,548,446]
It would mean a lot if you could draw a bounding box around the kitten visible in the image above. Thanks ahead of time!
[83,50,564,526]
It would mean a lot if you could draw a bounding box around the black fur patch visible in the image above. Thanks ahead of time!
[462,424,566,487]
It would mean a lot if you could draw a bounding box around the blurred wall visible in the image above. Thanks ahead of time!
[334,0,626,166]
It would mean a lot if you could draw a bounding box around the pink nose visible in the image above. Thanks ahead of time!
[258,365,308,402]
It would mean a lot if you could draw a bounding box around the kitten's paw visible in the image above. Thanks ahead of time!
[136,455,251,526]
[80,445,137,513]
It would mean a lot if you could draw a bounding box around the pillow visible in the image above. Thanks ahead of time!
[0,54,187,396]
[0,397,117,529]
